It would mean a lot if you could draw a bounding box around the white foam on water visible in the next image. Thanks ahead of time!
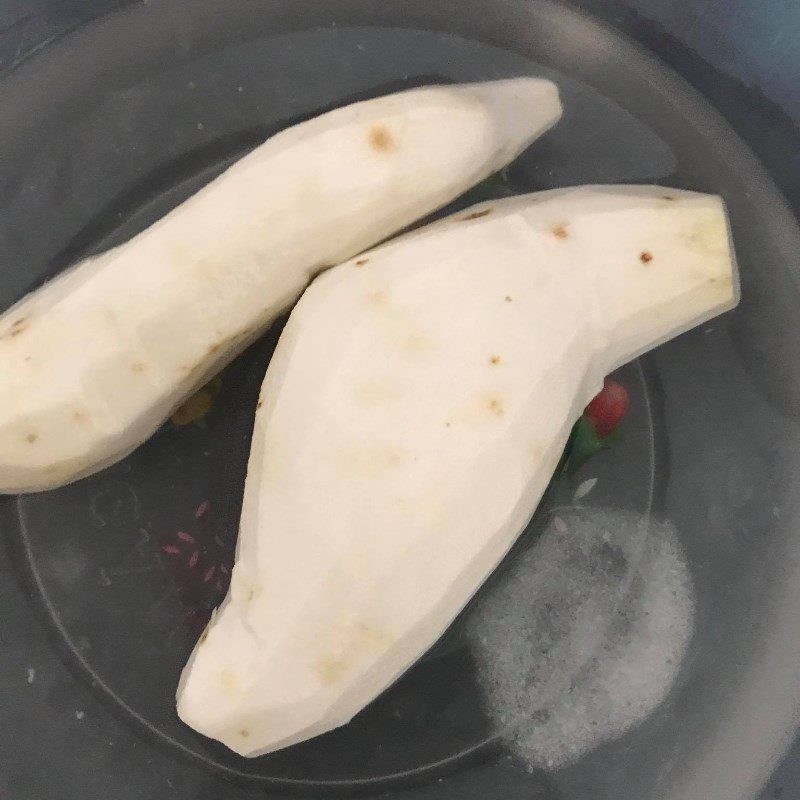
[468,507,695,770]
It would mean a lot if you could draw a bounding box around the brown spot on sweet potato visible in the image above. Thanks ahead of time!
[461,208,492,221]
[73,410,88,423]
[686,217,727,257]
[25,433,38,444]
[314,622,388,686]
[219,669,239,695]
[9,318,27,337]
[355,258,369,267]
[489,355,501,365]
[239,730,250,738]
[640,251,653,263]
[243,584,264,603]
[662,195,675,201]
[504,295,513,303]
[131,361,146,373]
[198,627,209,644]
[256,400,264,410]
[487,397,505,417]
[553,224,569,239]
[208,343,221,356]
[316,658,348,686]
[369,125,394,153]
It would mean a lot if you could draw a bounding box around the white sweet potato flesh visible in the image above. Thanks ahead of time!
[177,185,738,756]
[0,78,562,493]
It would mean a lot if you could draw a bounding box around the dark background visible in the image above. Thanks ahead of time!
[1,1,798,798]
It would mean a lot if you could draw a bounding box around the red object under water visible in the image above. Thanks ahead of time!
[158,499,234,633]
[586,378,630,437]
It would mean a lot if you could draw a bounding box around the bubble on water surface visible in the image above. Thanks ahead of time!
[468,507,695,770]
